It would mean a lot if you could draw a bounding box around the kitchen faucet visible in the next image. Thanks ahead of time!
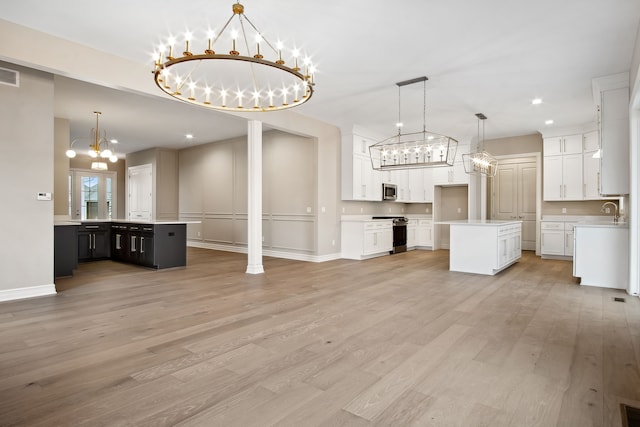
[601,201,619,223]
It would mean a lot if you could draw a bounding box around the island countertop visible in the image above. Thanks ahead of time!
[435,219,522,226]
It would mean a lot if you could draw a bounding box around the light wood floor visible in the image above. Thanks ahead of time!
[1,248,639,426]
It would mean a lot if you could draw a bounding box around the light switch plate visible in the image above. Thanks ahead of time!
[37,192,51,201]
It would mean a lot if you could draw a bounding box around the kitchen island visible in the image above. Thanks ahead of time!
[573,221,628,289]
[436,220,522,275]
[54,219,197,279]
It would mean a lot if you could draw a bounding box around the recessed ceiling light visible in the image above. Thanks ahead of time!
[532,98,542,105]
[545,119,554,125]
[110,139,118,144]
[185,134,194,139]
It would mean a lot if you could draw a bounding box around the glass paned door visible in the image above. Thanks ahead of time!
[71,170,117,220]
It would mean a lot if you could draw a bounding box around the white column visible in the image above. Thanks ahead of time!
[246,120,264,274]
[629,107,639,295]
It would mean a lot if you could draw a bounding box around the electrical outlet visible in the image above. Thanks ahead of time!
[321,206,326,213]
[389,207,392,212]
[342,207,345,213]
[332,239,335,246]
[360,207,363,213]
[605,207,611,214]
[457,207,461,213]
[401,208,405,213]
[426,207,430,213]
[562,208,567,214]
[197,231,201,237]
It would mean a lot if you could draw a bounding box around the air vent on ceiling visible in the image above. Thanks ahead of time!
[0,67,19,87]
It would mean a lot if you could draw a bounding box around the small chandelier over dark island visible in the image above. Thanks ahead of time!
[151,2,316,112]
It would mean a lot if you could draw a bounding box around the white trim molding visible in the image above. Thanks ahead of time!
[188,241,341,263]
[0,284,56,302]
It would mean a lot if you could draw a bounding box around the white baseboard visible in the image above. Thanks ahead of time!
[0,284,56,302]
[188,241,342,263]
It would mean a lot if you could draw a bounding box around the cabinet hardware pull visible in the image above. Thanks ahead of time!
[131,236,137,252]
[85,225,99,229]
[141,237,145,253]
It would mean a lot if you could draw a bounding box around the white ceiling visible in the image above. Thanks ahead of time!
[2,0,640,153]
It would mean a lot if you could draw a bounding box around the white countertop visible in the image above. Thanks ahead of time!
[341,215,432,222]
[573,221,629,229]
[436,219,522,226]
[54,219,200,226]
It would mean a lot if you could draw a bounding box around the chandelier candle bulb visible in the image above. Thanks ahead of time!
[183,32,192,56]
[167,36,175,60]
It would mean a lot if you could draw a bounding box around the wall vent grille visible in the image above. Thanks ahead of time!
[0,67,19,87]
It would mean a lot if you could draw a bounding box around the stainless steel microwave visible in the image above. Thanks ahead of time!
[382,183,397,201]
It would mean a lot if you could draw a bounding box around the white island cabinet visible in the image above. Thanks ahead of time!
[573,222,628,289]
[437,220,522,275]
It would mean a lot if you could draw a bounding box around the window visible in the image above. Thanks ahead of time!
[70,169,117,220]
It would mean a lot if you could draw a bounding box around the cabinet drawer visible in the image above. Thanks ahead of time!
[365,221,392,230]
[80,222,109,232]
[541,222,564,230]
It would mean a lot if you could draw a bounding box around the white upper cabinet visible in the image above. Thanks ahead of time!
[592,72,629,196]
[342,129,383,201]
[582,131,600,199]
[543,134,582,156]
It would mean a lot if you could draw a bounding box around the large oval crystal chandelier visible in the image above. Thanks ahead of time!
[151,2,316,112]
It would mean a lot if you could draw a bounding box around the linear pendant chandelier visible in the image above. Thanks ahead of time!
[369,76,458,170]
[151,2,316,112]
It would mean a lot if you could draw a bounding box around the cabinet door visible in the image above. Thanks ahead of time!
[111,230,128,261]
[562,154,583,200]
[583,151,600,199]
[422,169,434,202]
[543,137,563,156]
[352,155,366,200]
[140,234,155,267]
[562,134,583,154]
[407,226,417,248]
[600,87,630,195]
[77,232,92,261]
[363,230,377,254]
[543,156,563,201]
[583,131,599,152]
[92,231,110,258]
[408,169,424,202]
[541,230,564,255]
[379,228,393,252]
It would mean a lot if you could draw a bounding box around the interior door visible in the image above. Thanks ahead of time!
[71,170,117,220]
[128,164,152,221]
[492,158,537,251]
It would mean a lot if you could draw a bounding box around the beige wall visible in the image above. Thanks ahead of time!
[0,62,54,293]
[54,118,70,216]
[180,130,319,255]
[632,22,640,93]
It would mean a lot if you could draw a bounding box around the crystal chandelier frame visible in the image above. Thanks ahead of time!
[462,113,498,177]
[151,2,315,112]
[369,77,458,170]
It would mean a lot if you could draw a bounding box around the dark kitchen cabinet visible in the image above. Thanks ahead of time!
[54,224,79,278]
[78,223,110,262]
[109,222,185,269]
[110,223,129,262]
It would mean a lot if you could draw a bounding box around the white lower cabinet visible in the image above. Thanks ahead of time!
[417,219,433,248]
[342,220,393,260]
[407,219,418,248]
[541,221,576,258]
